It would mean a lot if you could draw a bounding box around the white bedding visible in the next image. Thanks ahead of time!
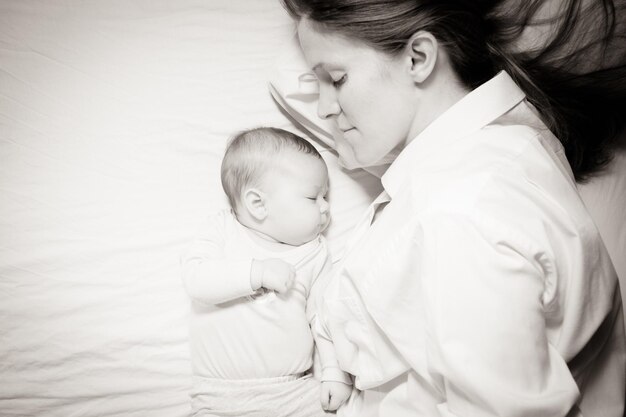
[0,1,383,416]
[0,1,297,416]
[0,1,624,417]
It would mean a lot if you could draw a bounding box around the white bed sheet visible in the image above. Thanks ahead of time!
[1,1,625,417]
[0,1,300,416]
[0,1,386,415]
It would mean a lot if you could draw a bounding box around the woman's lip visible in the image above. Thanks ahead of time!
[341,127,355,133]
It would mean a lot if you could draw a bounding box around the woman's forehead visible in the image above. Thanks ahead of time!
[299,20,359,54]
[297,19,385,70]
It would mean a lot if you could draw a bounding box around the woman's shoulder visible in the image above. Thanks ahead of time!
[474,122,562,168]
[410,123,589,229]
[450,122,570,190]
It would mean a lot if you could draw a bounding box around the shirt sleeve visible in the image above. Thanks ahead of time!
[415,212,580,417]
[307,240,353,385]
[180,212,254,304]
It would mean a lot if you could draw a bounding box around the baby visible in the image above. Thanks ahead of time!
[181,127,352,417]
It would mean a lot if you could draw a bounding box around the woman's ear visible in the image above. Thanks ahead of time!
[406,31,438,84]
[242,188,268,220]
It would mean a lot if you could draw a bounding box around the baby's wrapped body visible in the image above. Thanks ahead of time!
[190,373,325,417]
[183,210,333,417]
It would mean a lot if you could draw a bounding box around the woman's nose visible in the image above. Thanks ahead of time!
[317,86,340,119]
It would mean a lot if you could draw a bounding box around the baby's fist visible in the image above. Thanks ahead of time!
[320,381,352,412]
[256,258,295,294]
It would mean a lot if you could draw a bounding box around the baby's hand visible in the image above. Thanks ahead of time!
[253,259,295,294]
[320,381,352,412]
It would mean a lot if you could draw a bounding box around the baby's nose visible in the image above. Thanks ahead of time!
[320,199,330,213]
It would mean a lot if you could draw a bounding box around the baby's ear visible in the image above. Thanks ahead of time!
[242,188,268,220]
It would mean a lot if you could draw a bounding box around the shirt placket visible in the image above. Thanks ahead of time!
[344,190,391,254]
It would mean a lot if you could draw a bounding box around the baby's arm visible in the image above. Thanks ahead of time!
[315,322,353,411]
[181,214,255,304]
[250,259,295,294]
[307,242,353,411]
[181,212,296,304]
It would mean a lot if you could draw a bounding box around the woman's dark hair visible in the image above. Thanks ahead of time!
[282,0,626,181]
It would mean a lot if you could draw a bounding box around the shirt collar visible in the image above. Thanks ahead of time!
[382,71,526,199]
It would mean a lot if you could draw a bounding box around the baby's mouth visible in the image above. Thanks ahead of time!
[320,216,331,231]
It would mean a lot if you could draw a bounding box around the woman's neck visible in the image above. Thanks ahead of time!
[406,57,471,146]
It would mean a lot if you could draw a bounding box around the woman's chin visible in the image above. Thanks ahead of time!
[338,152,381,170]
[338,155,362,170]
[336,147,367,170]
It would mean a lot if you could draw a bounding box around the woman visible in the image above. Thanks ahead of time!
[281,1,626,416]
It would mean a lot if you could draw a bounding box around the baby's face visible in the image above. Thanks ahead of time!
[262,151,330,246]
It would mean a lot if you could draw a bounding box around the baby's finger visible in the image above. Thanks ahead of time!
[286,274,295,289]
[275,283,287,294]
[320,390,330,410]
[328,395,343,411]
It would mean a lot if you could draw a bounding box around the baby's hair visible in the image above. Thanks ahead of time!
[221,127,323,212]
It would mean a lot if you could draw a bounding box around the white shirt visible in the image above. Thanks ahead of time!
[181,210,349,383]
[318,72,626,417]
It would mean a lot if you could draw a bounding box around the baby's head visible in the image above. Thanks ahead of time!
[221,127,330,246]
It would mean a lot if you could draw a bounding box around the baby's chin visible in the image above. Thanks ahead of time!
[276,236,304,246]
[285,230,324,246]
[320,218,331,235]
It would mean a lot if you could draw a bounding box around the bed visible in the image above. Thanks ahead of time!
[1,1,624,416]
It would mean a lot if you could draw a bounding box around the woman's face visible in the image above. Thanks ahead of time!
[297,19,419,168]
